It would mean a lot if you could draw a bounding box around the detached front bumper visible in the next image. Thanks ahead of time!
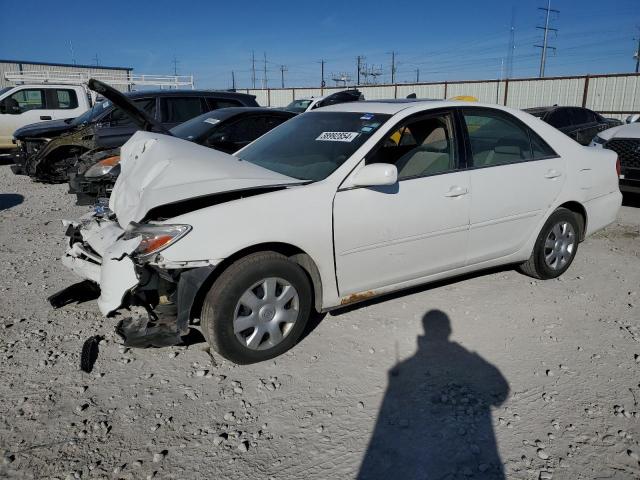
[62,216,141,315]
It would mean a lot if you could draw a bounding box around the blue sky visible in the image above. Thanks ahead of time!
[1,0,638,89]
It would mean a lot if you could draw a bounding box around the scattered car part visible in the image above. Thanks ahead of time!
[57,100,622,364]
[80,335,102,373]
[48,279,100,309]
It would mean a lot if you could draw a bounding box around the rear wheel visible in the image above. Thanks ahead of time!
[200,252,312,364]
[519,208,580,280]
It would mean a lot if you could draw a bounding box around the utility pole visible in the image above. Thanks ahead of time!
[93,53,99,67]
[171,57,179,76]
[69,40,76,65]
[251,51,256,89]
[279,65,287,88]
[634,32,640,73]
[535,0,558,77]
[263,52,268,89]
[415,68,420,83]
[356,55,364,85]
[319,59,326,87]
[231,70,236,90]
[389,51,397,84]
[506,8,515,79]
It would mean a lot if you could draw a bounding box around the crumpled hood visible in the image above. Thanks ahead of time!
[110,131,300,228]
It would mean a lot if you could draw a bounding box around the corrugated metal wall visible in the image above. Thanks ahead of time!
[244,73,640,117]
[0,61,131,92]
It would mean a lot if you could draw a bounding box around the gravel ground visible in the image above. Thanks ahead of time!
[1,164,639,480]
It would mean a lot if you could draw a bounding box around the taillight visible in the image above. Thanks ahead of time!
[616,157,621,177]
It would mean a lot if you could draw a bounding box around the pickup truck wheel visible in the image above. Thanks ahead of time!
[519,207,580,280]
[200,252,312,364]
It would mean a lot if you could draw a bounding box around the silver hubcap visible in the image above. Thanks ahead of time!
[544,221,576,270]
[233,277,299,350]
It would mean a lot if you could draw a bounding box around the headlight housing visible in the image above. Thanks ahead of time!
[85,155,121,178]
[122,223,191,260]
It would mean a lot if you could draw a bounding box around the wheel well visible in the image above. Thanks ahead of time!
[189,243,323,321]
[558,201,587,240]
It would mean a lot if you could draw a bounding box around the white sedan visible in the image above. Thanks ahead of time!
[57,100,622,364]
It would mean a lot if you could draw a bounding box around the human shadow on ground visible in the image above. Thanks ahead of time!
[0,193,23,211]
[357,309,509,480]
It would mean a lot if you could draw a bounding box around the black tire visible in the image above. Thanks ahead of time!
[519,207,580,280]
[200,252,312,364]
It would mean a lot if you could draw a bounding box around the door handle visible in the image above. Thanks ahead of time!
[40,115,52,120]
[544,169,562,179]
[444,185,468,197]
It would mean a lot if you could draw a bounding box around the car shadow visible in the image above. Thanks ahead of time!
[357,309,509,479]
[622,192,640,208]
[0,193,24,211]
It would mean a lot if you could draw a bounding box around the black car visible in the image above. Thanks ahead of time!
[69,105,296,205]
[13,87,259,182]
[525,106,621,146]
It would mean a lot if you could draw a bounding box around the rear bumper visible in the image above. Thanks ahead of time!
[584,190,623,237]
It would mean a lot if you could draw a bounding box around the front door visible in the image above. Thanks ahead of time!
[0,88,48,149]
[333,110,471,297]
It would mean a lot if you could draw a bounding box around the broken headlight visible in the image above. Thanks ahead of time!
[122,223,191,260]
[85,155,121,178]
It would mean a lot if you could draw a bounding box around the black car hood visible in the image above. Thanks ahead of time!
[14,119,75,140]
[88,79,171,135]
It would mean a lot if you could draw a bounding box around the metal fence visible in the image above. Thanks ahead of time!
[241,73,640,120]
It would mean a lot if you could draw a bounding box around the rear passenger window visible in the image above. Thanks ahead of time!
[54,89,79,109]
[161,97,207,123]
[211,99,243,109]
[367,112,457,180]
[529,129,557,159]
[463,110,533,167]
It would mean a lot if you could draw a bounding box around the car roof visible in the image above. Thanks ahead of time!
[203,107,296,121]
[316,99,476,114]
[124,89,256,100]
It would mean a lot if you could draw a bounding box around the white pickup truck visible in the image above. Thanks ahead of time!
[0,84,92,150]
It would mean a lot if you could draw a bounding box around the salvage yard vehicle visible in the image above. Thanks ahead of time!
[13,86,259,182]
[55,99,622,364]
[525,106,621,146]
[70,106,296,205]
[591,121,640,194]
[0,84,92,151]
[283,89,363,113]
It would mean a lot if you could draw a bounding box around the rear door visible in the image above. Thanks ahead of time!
[160,96,209,129]
[95,97,157,148]
[462,107,565,265]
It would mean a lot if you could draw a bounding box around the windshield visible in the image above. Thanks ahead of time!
[284,99,313,113]
[169,110,227,140]
[236,111,390,181]
[0,87,12,97]
[70,100,111,125]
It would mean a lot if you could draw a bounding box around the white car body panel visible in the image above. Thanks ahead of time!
[60,100,622,316]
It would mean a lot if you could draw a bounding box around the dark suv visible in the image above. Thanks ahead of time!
[525,106,621,146]
[13,89,259,182]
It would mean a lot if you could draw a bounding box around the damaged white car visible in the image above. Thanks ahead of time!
[54,100,622,364]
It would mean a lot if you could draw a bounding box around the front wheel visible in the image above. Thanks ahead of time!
[200,252,312,364]
[519,208,580,280]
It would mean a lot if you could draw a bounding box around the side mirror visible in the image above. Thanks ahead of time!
[350,163,397,188]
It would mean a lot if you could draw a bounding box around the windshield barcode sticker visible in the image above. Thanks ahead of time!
[316,131,359,142]
[204,118,220,125]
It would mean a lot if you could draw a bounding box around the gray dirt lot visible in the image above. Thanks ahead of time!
[0,163,639,479]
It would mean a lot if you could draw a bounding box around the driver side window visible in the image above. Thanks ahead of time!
[7,89,45,112]
[367,112,457,180]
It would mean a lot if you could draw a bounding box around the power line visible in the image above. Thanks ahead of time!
[535,0,559,77]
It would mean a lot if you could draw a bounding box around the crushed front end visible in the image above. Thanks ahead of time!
[54,206,212,347]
